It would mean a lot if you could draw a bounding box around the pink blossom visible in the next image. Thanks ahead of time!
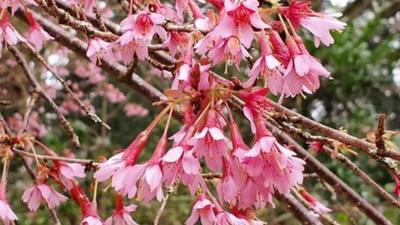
[56,162,86,189]
[105,195,138,225]
[185,195,217,225]
[21,184,68,211]
[245,33,281,87]
[74,63,106,84]
[99,84,126,104]
[115,38,148,64]
[86,37,114,64]
[116,10,166,64]
[25,11,53,50]
[94,131,157,199]
[207,36,251,69]
[163,31,189,56]
[124,103,148,117]
[120,11,166,41]
[300,190,332,215]
[1,0,37,14]
[189,109,227,172]
[0,182,18,225]
[215,211,249,225]
[308,141,324,153]
[81,216,104,225]
[0,13,25,57]
[281,1,346,47]
[7,112,46,137]
[214,0,269,48]
[300,14,346,47]
[267,34,331,98]
[162,146,201,194]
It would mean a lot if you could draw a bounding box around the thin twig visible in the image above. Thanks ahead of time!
[292,188,341,225]
[23,42,111,130]
[277,194,323,225]
[376,114,387,156]
[9,45,80,149]
[12,148,98,165]
[154,192,171,225]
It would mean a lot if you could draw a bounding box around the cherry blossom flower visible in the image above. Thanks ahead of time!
[21,184,68,211]
[7,112,46,137]
[300,189,332,215]
[105,195,138,225]
[0,182,18,225]
[215,211,249,225]
[281,1,346,47]
[25,11,53,50]
[245,33,281,87]
[244,117,305,195]
[134,136,168,202]
[120,10,166,41]
[207,36,251,68]
[86,37,114,64]
[69,184,103,225]
[0,13,25,57]
[99,84,126,104]
[163,31,189,56]
[308,141,324,153]
[124,103,148,117]
[267,33,331,98]
[213,0,269,48]
[189,109,227,171]
[116,10,166,64]
[94,131,153,198]
[162,145,202,194]
[185,195,217,225]
[55,161,86,189]
[300,14,346,47]
[1,0,37,15]
[81,215,104,225]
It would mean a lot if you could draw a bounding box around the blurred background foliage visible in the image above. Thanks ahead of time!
[1,0,400,224]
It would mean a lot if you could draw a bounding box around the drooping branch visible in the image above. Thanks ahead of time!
[263,120,393,225]
[270,102,400,161]
[277,194,323,225]
[9,45,80,149]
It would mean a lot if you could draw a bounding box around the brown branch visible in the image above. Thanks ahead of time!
[276,118,400,208]
[21,10,167,103]
[277,194,323,225]
[376,114,387,156]
[1,117,63,225]
[263,120,393,225]
[270,102,400,161]
[23,42,111,130]
[9,45,80,149]
[292,188,340,225]
[12,148,98,165]
[36,0,119,41]
[323,146,400,208]
[20,93,39,134]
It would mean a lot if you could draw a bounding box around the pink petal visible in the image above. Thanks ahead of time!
[162,147,184,162]
[145,165,163,192]
[294,55,311,76]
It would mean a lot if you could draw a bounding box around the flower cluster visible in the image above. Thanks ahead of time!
[0,0,348,224]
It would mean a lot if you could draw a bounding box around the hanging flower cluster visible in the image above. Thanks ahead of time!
[0,0,349,224]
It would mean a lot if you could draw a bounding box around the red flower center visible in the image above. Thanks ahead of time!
[135,14,153,35]
[228,4,254,25]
